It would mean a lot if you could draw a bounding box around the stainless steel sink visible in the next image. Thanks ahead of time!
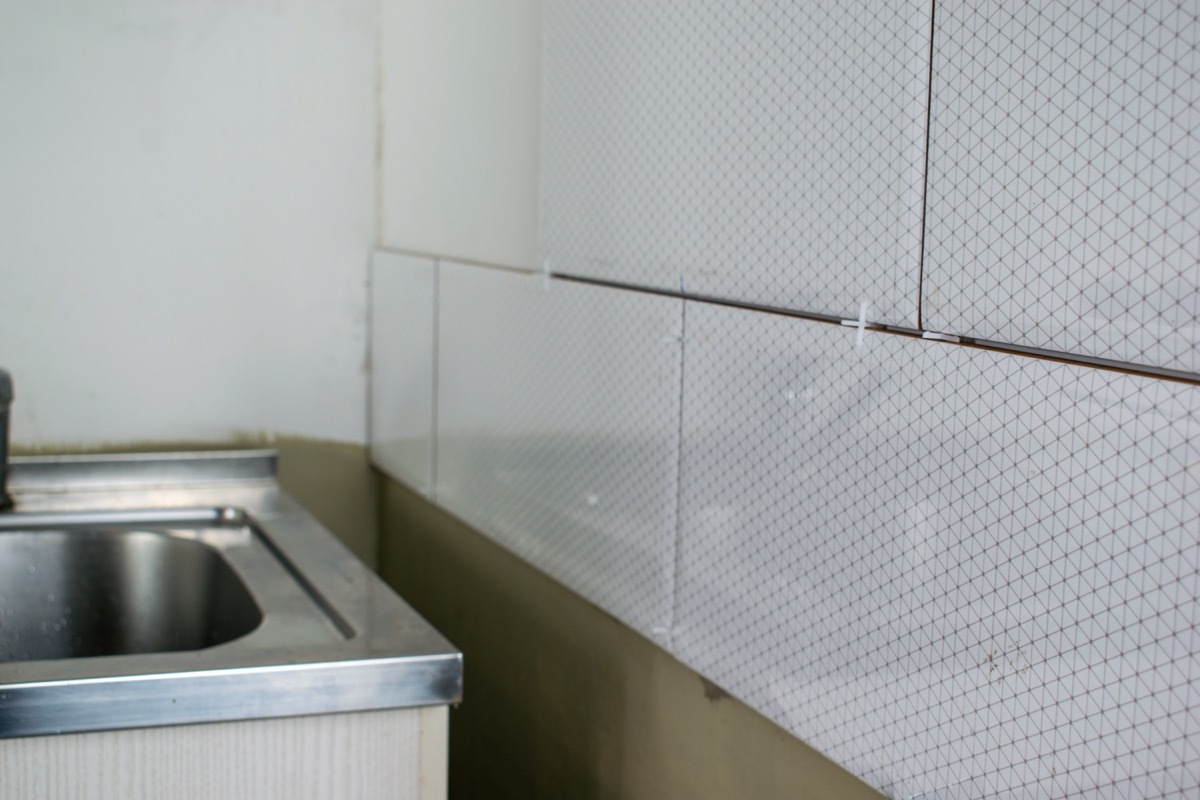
[0,514,264,662]
[0,451,461,739]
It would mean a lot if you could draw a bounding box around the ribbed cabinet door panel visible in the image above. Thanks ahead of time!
[542,0,932,326]
[436,264,684,642]
[370,252,436,492]
[673,303,1200,797]
[923,1,1200,373]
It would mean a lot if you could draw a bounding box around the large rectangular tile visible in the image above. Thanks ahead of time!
[673,302,1200,797]
[672,304,924,793]
[369,251,436,492]
[436,263,684,642]
[380,0,540,269]
[923,1,1200,373]
[542,0,932,326]
[884,340,1199,799]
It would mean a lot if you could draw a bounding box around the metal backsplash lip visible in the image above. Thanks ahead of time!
[7,450,279,492]
[0,450,462,739]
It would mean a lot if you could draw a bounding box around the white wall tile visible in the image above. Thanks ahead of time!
[923,1,1200,373]
[882,342,1200,799]
[436,263,683,642]
[673,303,1200,796]
[672,304,924,792]
[542,0,932,326]
[381,0,541,270]
[370,252,436,492]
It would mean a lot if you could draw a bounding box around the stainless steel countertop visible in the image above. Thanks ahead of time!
[0,450,461,738]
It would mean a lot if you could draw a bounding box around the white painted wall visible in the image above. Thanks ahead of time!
[0,0,376,447]
[380,0,540,270]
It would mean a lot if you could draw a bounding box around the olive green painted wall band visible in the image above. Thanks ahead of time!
[378,477,882,800]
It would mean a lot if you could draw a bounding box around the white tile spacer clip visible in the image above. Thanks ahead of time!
[540,258,553,291]
[840,302,878,348]
[921,331,962,343]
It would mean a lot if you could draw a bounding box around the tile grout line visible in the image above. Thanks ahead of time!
[430,260,441,501]
[914,0,939,332]
[664,296,690,651]
[549,271,1200,387]
[375,245,533,277]
[365,255,376,451]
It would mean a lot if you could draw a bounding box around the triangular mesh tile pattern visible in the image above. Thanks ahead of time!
[673,303,1199,797]
[542,0,931,326]
[924,1,1200,373]
[431,0,1200,796]
[436,263,684,643]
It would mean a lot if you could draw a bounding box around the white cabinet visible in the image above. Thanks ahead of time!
[0,706,448,800]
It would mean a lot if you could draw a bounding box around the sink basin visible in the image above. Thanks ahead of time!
[0,521,262,662]
[0,451,461,739]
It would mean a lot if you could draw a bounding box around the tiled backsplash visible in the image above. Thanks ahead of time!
[540,0,932,327]
[372,258,1199,798]
[923,1,1200,372]
[371,0,1199,796]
